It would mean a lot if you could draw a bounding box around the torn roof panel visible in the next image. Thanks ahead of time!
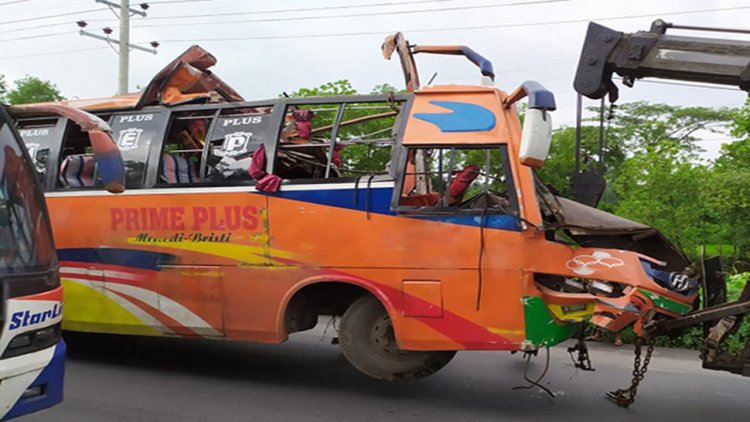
[41,45,244,113]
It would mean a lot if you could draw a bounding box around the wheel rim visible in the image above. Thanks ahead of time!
[369,314,410,358]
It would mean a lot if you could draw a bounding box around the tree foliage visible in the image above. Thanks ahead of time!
[2,75,63,105]
[541,102,743,259]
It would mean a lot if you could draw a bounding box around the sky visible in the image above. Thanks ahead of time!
[0,0,748,158]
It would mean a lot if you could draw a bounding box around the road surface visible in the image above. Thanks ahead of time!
[27,323,749,421]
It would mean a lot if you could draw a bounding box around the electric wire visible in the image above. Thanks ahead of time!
[127,0,569,29]
[0,0,30,7]
[137,5,750,44]
[0,0,561,39]
[0,30,71,43]
[632,78,743,92]
[0,8,105,26]
[85,0,472,22]
[0,46,107,60]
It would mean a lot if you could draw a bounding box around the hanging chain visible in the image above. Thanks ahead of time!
[606,336,656,408]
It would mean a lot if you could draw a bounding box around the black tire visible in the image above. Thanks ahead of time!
[339,295,456,381]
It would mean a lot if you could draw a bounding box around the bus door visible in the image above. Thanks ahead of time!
[395,89,528,345]
[140,108,231,338]
[106,110,219,336]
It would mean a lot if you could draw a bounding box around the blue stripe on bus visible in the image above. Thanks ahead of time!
[268,186,395,215]
[407,214,522,231]
[57,248,175,270]
[266,186,522,231]
[4,341,66,421]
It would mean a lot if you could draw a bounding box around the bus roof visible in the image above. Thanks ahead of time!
[37,45,244,113]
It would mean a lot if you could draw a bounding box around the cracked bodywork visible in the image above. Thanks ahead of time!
[529,177,697,339]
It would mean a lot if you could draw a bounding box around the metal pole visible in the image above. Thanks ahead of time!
[574,93,582,173]
[118,0,130,95]
[599,97,604,175]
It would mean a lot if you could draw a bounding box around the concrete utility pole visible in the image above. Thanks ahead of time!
[78,0,158,95]
[118,0,130,96]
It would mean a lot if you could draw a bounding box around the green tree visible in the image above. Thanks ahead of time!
[539,125,625,199]
[538,102,737,258]
[287,80,357,98]
[706,99,750,259]
[0,75,7,103]
[6,75,63,105]
[607,103,736,257]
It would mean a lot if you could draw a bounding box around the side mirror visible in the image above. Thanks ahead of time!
[503,80,556,168]
[519,109,553,168]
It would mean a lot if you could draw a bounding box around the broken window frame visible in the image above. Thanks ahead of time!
[198,104,276,185]
[271,95,405,184]
[393,144,519,215]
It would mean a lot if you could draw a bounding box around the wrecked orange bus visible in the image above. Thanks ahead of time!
[14,35,700,382]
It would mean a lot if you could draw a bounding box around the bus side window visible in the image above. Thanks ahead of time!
[274,101,400,181]
[203,106,274,183]
[108,111,168,189]
[158,112,210,185]
[16,117,62,190]
[56,119,103,190]
[399,146,516,213]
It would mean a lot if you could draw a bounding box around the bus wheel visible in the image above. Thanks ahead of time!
[339,295,456,381]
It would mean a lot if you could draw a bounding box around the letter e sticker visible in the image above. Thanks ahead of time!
[118,128,143,151]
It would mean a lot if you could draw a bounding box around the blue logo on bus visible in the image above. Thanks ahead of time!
[414,101,496,133]
[8,304,62,331]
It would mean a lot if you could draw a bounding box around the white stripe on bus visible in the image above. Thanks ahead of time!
[104,282,221,337]
[61,267,140,281]
[63,278,174,335]
[45,181,395,197]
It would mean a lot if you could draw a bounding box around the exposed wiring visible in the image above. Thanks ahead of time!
[512,347,555,398]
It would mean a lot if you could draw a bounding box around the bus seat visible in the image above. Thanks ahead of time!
[59,154,96,188]
[400,165,480,206]
[161,153,198,184]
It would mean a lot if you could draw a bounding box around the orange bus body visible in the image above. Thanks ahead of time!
[16,44,697,379]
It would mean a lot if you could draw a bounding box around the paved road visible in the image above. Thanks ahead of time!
[26,323,749,422]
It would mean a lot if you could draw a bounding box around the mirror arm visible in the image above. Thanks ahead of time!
[503,80,557,111]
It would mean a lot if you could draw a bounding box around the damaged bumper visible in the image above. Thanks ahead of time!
[532,248,697,339]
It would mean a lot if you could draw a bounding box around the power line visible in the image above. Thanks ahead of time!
[138,4,750,44]
[78,1,158,95]
[439,60,576,82]
[0,0,213,35]
[86,0,464,22]
[0,8,104,26]
[0,46,108,60]
[127,0,569,29]
[0,0,30,7]
[630,79,743,92]
[0,30,71,43]
[0,22,69,35]
[148,0,214,3]
[0,0,460,35]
